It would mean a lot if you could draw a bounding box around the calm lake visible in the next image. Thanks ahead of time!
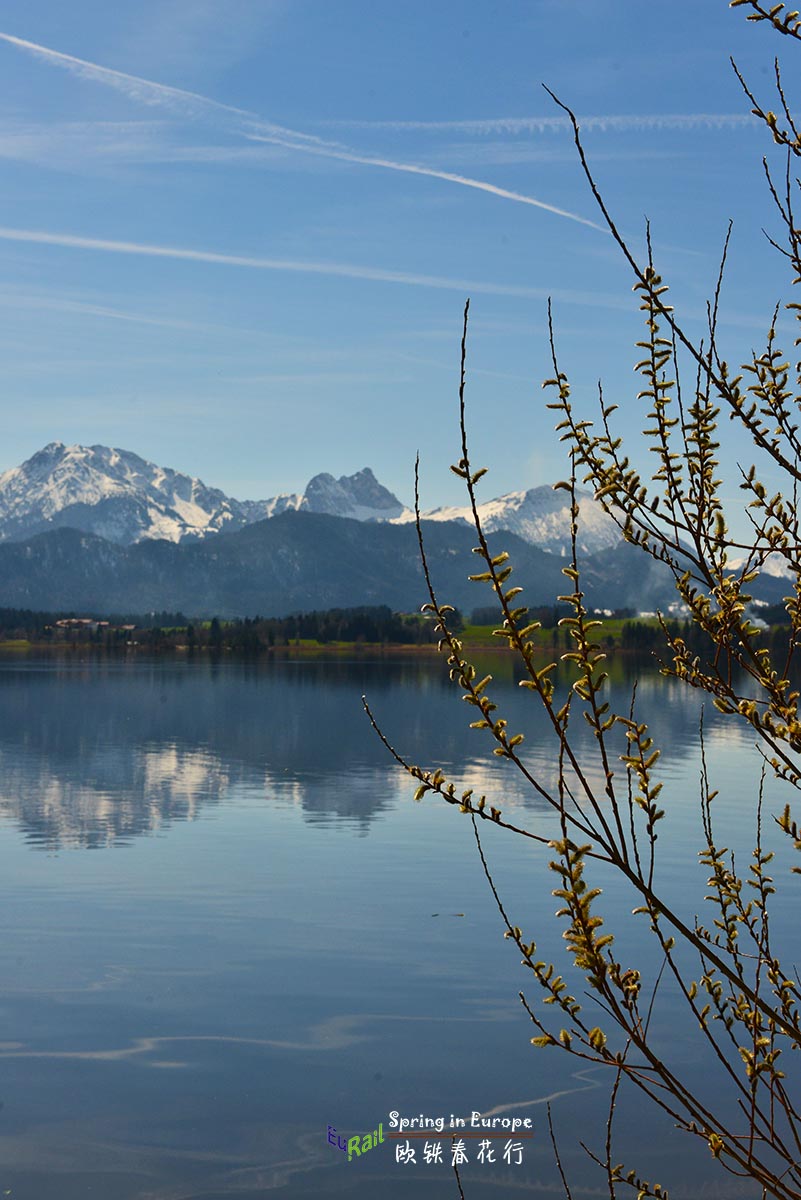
[0,652,791,1199]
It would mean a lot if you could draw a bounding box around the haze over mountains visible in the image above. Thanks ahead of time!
[0,441,782,617]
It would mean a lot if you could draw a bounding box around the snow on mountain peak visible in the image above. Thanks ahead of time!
[0,443,623,557]
[303,467,405,521]
[392,483,620,556]
[0,446,410,546]
[0,443,244,545]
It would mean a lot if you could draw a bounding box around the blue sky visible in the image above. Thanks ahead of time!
[0,1,791,515]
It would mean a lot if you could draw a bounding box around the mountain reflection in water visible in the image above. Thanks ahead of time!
[0,654,747,849]
[0,654,780,1199]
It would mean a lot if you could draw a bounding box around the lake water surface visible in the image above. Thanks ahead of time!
[0,653,792,1199]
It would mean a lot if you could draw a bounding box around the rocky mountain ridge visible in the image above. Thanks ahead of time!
[0,443,405,545]
[392,485,621,556]
[0,442,619,555]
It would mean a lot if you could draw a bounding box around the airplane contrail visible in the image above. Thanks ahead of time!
[0,30,602,230]
[246,132,606,231]
[0,225,585,298]
[0,31,328,144]
[317,112,759,136]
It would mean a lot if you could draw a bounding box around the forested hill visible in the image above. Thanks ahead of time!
[0,509,681,618]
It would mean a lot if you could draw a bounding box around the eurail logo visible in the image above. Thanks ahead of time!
[327,1122,385,1161]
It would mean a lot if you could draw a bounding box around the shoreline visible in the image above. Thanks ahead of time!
[0,638,662,658]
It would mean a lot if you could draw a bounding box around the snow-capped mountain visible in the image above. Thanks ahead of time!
[304,468,406,521]
[0,443,407,545]
[0,442,622,556]
[729,551,794,581]
[250,468,406,523]
[0,443,257,544]
[396,484,621,557]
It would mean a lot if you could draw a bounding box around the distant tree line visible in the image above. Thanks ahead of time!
[621,614,795,661]
[0,603,793,659]
[190,606,460,651]
[0,605,459,650]
[471,603,635,627]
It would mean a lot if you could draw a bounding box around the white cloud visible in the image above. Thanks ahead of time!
[0,225,631,306]
[0,285,254,334]
[107,0,284,80]
[0,117,304,173]
[0,116,694,178]
[0,117,173,169]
